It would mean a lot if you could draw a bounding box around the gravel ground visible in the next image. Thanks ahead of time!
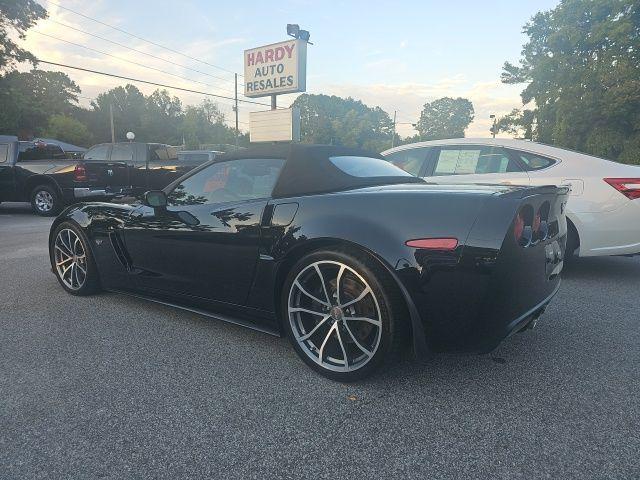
[1,202,639,479]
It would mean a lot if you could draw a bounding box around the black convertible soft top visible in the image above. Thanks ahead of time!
[217,143,423,198]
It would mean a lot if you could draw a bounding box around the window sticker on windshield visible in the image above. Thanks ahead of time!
[435,150,459,174]
[455,150,481,174]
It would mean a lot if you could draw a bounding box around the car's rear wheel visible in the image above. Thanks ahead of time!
[31,184,62,216]
[282,249,403,381]
[50,222,100,296]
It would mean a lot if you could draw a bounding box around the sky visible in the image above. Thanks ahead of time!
[23,0,560,138]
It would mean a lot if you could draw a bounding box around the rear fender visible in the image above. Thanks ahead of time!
[23,174,63,198]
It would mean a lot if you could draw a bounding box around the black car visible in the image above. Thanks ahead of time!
[48,144,568,381]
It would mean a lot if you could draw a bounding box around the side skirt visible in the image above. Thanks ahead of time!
[107,289,282,337]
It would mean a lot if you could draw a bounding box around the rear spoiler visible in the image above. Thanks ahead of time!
[494,184,570,199]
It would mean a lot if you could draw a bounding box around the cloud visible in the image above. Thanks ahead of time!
[15,5,526,138]
[315,78,524,138]
[364,58,407,72]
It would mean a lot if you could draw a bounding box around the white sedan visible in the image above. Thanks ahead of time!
[382,138,640,257]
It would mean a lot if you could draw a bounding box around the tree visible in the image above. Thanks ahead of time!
[0,69,80,137]
[502,0,640,163]
[291,94,394,152]
[142,89,183,144]
[0,0,47,71]
[88,84,146,143]
[495,109,536,139]
[44,114,92,147]
[179,100,237,148]
[415,97,474,140]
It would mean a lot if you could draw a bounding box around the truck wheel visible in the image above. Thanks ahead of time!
[31,185,61,216]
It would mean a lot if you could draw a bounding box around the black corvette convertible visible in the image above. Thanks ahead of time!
[49,144,567,381]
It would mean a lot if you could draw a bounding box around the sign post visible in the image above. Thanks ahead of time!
[244,39,307,99]
[244,37,307,142]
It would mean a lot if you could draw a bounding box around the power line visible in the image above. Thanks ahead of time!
[33,30,236,95]
[37,59,276,108]
[44,0,243,77]
[46,19,243,87]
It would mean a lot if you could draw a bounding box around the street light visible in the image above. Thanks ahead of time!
[489,114,497,139]
[287,24,313,44]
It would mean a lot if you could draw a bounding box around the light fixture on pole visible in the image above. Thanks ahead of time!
[286,24,313,44]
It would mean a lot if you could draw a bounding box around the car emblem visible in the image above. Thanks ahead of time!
[107,169,114,177]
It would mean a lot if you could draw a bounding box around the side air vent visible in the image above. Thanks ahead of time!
[109,231,132,271]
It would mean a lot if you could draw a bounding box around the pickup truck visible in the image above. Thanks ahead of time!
[0,137,208,215]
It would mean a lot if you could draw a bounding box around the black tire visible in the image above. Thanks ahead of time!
[282,248,405,382]
[49,221,101,296]
[30,184,62,216]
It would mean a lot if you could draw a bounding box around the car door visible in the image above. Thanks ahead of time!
[426,144,531,186]
[122,156,286,306]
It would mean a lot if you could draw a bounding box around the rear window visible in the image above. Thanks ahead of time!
[18,143,67,161]
[433,146,522,175]
[512,150,556,170]
[329,156,412,178]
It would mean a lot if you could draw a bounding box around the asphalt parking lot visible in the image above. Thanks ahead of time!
[1,202,639,479]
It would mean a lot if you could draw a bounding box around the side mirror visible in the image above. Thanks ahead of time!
[144,190,167,209]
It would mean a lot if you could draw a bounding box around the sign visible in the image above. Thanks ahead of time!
[244,39,307,98]
[249,108,300,143]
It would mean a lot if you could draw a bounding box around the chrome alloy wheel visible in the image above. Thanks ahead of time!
[54,229,87,290]
[35,190,54,213]
[288,260,382,373]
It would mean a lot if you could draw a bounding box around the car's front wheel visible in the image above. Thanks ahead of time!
[282,249,403,381]
[50,222,101,296]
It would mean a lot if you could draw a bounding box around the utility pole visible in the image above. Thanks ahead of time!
[271,94,277,111]
[391,110,397,148]
[234,73,239,148]
[109,103,115,143]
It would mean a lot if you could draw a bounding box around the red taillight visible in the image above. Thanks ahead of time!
[405,238,458,250]
[532,212,541,234]
[74,163,87,182]
[514,211,525,243]
[604,178,640,200]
